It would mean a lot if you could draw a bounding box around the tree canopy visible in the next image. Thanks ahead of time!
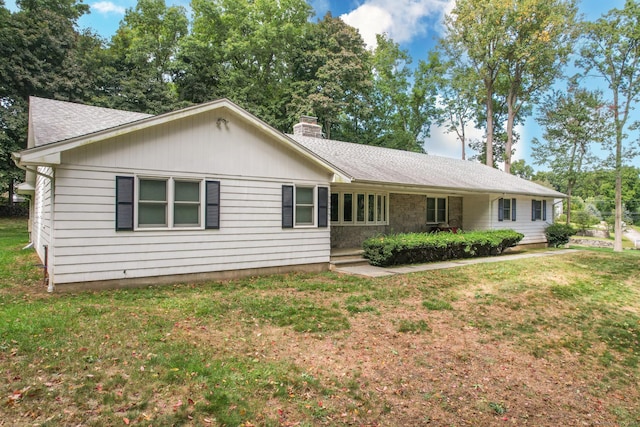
[1,0,639,229]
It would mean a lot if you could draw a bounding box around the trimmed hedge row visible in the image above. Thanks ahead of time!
[362,229,524,267]
[0,203,28,218]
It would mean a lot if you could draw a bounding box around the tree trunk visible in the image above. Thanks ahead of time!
[459,116,466,160]
[485,81,494,167]
[505,101,514,174]
[505,86,518,174]
[566,187,572,225]
[614,132,623,252]
[8,178,14,207]
[614,92,623,252]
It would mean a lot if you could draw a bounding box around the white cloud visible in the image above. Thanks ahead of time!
[340,0,455,49]
[91,1,126,15]
[425,123,483,160]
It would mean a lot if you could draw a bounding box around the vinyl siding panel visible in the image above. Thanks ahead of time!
[31,166,53,262]
[51,167,330,285]
[463,194,552,245]
[62,109,330,183]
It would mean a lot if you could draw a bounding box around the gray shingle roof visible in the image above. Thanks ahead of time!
[289,134,565,198]
[25,97,563,198]
[29,97,152,147]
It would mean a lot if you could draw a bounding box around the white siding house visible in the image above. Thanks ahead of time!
[14,97,565,291]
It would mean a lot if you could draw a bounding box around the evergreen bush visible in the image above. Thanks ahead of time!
[362,230,524,267]
[545,223,576,247]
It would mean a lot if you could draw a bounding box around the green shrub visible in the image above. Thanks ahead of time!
[362,230,524,267]
[572,210,597,232]
[545,223,575,247]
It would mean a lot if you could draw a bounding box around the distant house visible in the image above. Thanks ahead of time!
[13,97,564,291]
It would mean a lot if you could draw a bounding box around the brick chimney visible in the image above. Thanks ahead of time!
[293,115,323,138]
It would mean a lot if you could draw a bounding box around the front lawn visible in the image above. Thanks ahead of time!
[1,218,639,426]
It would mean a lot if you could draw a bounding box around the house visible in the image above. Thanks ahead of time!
[13,97,565,291]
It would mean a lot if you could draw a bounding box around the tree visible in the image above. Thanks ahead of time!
[0,0,93,203]
[510,159,534,180]
[290,12,372,140]
[444,0,507,167]
[443,0,576,171]
[500,0,577,173]
[368,34,436,152]
[178,0,313,130]
[531,83,612,224]
[429,50,480,160]
[577,0,640,251]
[92,0,189,114]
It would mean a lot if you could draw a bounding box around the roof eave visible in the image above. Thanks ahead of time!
[348,179,567,198]
[17,98,352,183]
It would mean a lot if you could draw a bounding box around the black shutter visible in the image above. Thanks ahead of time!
[511,198,517,221]
[542,200,547,221]
[498,198,504,221]
[205,181,220,229]
[318,186,328,228]
[532,200,536,221]
[116,176,134,231]
[282,185,294,228]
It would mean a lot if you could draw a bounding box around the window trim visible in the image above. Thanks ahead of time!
[330,191,389,226]
[426,196,447,224]
[498,198,517,222]
[129,176,218,231]
[531,199,547,221]
[294,185,316,227]
[283,184,325,229]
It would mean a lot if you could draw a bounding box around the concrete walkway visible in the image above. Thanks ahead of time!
[332,249,579,278]
[625,228,640,249]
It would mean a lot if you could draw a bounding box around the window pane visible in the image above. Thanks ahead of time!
[139,203,166,226]
[357,194,365,222]
[330,193,339,222]
[503,198,510,221]
[139,179,166,201]
[427,197,436,223]
[343,193,353,222]
[382,195,387,222]
[437,198,447,223]
[296,206,313,224]
[175,181,200,202]
[174,204,199,226]
[377,195,382,221]
[368,195,375,222]
[296,187,313,205]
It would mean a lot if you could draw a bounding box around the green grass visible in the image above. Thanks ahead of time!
[1,218,640,426]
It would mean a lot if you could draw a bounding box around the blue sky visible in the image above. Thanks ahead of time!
[6,0,636,168]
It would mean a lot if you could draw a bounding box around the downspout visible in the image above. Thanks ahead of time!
[12,157,56,292]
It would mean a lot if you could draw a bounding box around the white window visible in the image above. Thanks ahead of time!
[330,191,388,225]
[138,178,168,227]
[137,178,202,229]
[531,199,547,221]
[283,185,327,229]
[295,186,315,226]
[427,197,447,224]
[499,198,517,222]
[174,180,201,227]
[116,176,218,232]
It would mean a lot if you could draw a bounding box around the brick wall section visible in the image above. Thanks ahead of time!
[331,225,387,248]
[330,193,465,249]
[448,196,463,229]
[389,193,428,233]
